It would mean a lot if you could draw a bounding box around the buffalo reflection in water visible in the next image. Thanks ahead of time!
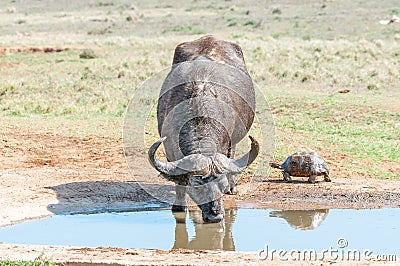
[172,209,236,251]
[270,209,329,230]
[171,208,329,251]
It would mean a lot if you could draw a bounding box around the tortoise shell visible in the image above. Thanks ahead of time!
[270,151,331,183]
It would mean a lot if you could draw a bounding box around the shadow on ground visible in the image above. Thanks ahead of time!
[46,181,175,215]
[264,178,326,184]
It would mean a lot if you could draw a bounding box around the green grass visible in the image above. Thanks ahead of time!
[243,19,255,26]
[1,255,57,266]
[171,25,206,35]
[272,92,399,161]
[0,261,56,266]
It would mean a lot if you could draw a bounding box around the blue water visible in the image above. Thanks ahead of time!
[233,209,399,254]
[0,208,398,255]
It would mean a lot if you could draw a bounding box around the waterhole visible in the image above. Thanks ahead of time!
[0,208,398,254]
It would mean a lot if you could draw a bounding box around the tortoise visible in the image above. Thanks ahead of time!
[269,151,331,183]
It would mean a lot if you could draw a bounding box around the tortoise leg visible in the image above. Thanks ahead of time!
[323,173,331,182]
[308,175,317,184]
[283,172,292,182]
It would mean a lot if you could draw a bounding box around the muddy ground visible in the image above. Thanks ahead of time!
[0,117,399,265]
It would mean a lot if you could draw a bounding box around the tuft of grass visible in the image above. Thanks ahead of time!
[273,16,281,21]
[271,33,280,39]
[302,35,312,41]
[243,19,255,26]
[0,254,57,266]
[0,84,16,97]
[231,33,245,39]
[367,84,379,91]
[391,8,399,14]
[87,27,112,35]
[271,7,282,14]
[228,21,237,27]
[79,49,96,59]
[96,2,114,7]
[171,25,206,34]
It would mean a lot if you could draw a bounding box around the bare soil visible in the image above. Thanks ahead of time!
[0,117,399,265]
[0,46,70,55]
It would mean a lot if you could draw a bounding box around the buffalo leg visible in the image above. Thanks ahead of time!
[226,145,237,194]
[226,174,237,194]
[172,185,187,212]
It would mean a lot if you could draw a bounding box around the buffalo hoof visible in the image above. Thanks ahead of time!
[225,186,237,195]
[172,205,187,212]
[203,213,224,223]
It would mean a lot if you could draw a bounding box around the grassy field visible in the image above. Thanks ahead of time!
[0,254,56,266]
[0,0,399,179]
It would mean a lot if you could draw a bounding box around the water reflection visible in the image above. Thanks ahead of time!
[270,209,329,230]
[172,209,330,250]
[172,209,236,251]
[1,208,399,254]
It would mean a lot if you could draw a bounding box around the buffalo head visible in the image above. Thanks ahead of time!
[148,136,259,222]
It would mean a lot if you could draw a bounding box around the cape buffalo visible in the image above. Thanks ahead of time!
[148,35,259,223]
